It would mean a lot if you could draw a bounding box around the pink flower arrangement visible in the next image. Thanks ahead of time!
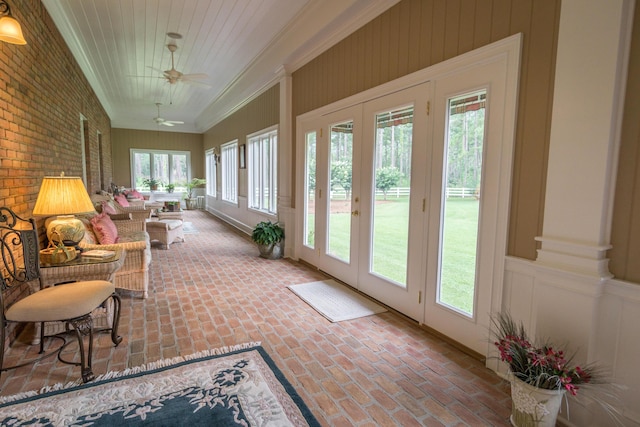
[492,312,599,396]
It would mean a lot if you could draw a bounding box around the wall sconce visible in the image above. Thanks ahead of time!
[0,0,26,45]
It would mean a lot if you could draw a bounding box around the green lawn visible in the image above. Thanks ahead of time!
[308,198,479,313]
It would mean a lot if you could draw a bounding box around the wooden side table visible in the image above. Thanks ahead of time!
[35,248,126,342]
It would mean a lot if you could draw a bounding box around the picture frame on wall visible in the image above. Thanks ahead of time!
[239,144,246,169]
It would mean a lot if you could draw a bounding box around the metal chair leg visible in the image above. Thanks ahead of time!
[109,293,123,346]
[68,314,95,383]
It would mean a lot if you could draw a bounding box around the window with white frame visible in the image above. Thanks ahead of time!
[205,148,217,197]
[131,149,190,191]
[221,141,238,203]
[248,126,278,214]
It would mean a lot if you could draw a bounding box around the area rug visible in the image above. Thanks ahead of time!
[183,221,199,234]
[0,343,320,426]
[288,279,387,322]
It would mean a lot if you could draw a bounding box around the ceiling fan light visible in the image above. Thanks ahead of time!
[0,15,26,45]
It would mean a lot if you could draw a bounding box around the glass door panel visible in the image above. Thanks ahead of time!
[371,106,414,286]
[358,83,430,321]
[437,91,486,316]
[327,121,353,263]
[304,131,317,249]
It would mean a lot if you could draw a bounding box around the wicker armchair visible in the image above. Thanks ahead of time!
[79,217,152,298]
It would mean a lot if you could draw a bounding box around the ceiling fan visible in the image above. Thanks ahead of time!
[149,34,210,87]
[153,103,184,127]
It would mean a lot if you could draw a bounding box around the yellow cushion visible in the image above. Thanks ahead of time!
[6,280,114,322]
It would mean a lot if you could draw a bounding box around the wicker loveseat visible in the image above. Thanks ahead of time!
[78,214,152,299]
[90,193,152,221]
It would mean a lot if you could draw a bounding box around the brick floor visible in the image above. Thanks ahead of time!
[0,210,512,426]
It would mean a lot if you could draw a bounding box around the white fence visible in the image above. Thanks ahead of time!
[329,187,478,199]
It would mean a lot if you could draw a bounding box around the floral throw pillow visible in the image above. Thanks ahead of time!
[90,212,118,244]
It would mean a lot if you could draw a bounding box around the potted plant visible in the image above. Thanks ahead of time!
[492,312,605,427]
[165,183,175,193]
[142,177,162,191]
[184,178,206,209]
[164,201,179,212]
[251,221,284,259]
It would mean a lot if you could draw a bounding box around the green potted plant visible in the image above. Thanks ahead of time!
[142,177,162,191]
[165,183,175,193]
[164,201,179,212]
[184,178,206,209]
[251,221,284,259]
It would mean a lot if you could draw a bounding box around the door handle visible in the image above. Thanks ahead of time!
[351,210,359,216]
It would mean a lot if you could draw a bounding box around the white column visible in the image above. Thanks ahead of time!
[535,0,634,278]
[276,65,295,258]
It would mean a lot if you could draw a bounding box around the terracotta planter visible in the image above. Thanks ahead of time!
[510,376,565,427]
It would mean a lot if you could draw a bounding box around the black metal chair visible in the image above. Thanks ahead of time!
[0,207,122,383]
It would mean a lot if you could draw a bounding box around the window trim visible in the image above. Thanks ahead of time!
[130,148,191,191]
[247,125,278,215]
[205,148,217,198]
[221,140,239,205]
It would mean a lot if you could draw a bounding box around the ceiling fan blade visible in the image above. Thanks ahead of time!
[146,66,166,75]
[160,121,175,127]
[182,79,212,89]
[128,74,164,79]
[182,73,208,80]
[165,120,184,125]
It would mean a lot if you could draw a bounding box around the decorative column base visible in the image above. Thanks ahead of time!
[535,236,612,279]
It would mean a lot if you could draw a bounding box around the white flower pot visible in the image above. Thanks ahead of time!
[510,376,565,427]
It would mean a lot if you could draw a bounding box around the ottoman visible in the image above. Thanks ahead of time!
[146,219,184,249]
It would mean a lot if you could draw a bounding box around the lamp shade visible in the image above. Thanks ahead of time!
[33,175,95,217]
[0,15,25,45]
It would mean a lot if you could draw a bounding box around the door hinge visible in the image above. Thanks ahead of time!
[318,189,322,199]
[418,291,422,304]
[319,128,323,138]
[422,198,426,212]
[426,101,430,116]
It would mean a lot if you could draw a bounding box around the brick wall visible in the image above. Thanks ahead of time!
[0,1,111,219]
[0,1,111,344]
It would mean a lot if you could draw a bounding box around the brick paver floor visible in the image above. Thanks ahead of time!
[1,209,512,426]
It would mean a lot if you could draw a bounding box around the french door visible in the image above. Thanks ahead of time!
[298,106,362,285]
[296,36,519,356]
[298,85,429,318]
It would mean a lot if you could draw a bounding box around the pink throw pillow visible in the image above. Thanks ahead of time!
[130,189,144,200]
[90,212,119,244]
[114,194,130,207]
[101,201,117,215]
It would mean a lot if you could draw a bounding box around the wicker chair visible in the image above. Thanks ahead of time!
[0,207,122,383]
[79,217,152,299]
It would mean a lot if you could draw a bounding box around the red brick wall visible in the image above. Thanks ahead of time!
[0,1,111,220]
[0,2,111,343]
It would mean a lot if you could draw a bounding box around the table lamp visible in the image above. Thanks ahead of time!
[32,173,96,250]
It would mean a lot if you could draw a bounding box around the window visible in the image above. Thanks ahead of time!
[248,127,278,214]
[221,141,238,203]
[131,149,190,191]
[205,149,217,197]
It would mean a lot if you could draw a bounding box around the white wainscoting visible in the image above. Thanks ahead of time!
[504,257,640,426]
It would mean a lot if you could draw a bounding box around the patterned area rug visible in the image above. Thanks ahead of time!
[288,279,387,322]
[0,343,319,426]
